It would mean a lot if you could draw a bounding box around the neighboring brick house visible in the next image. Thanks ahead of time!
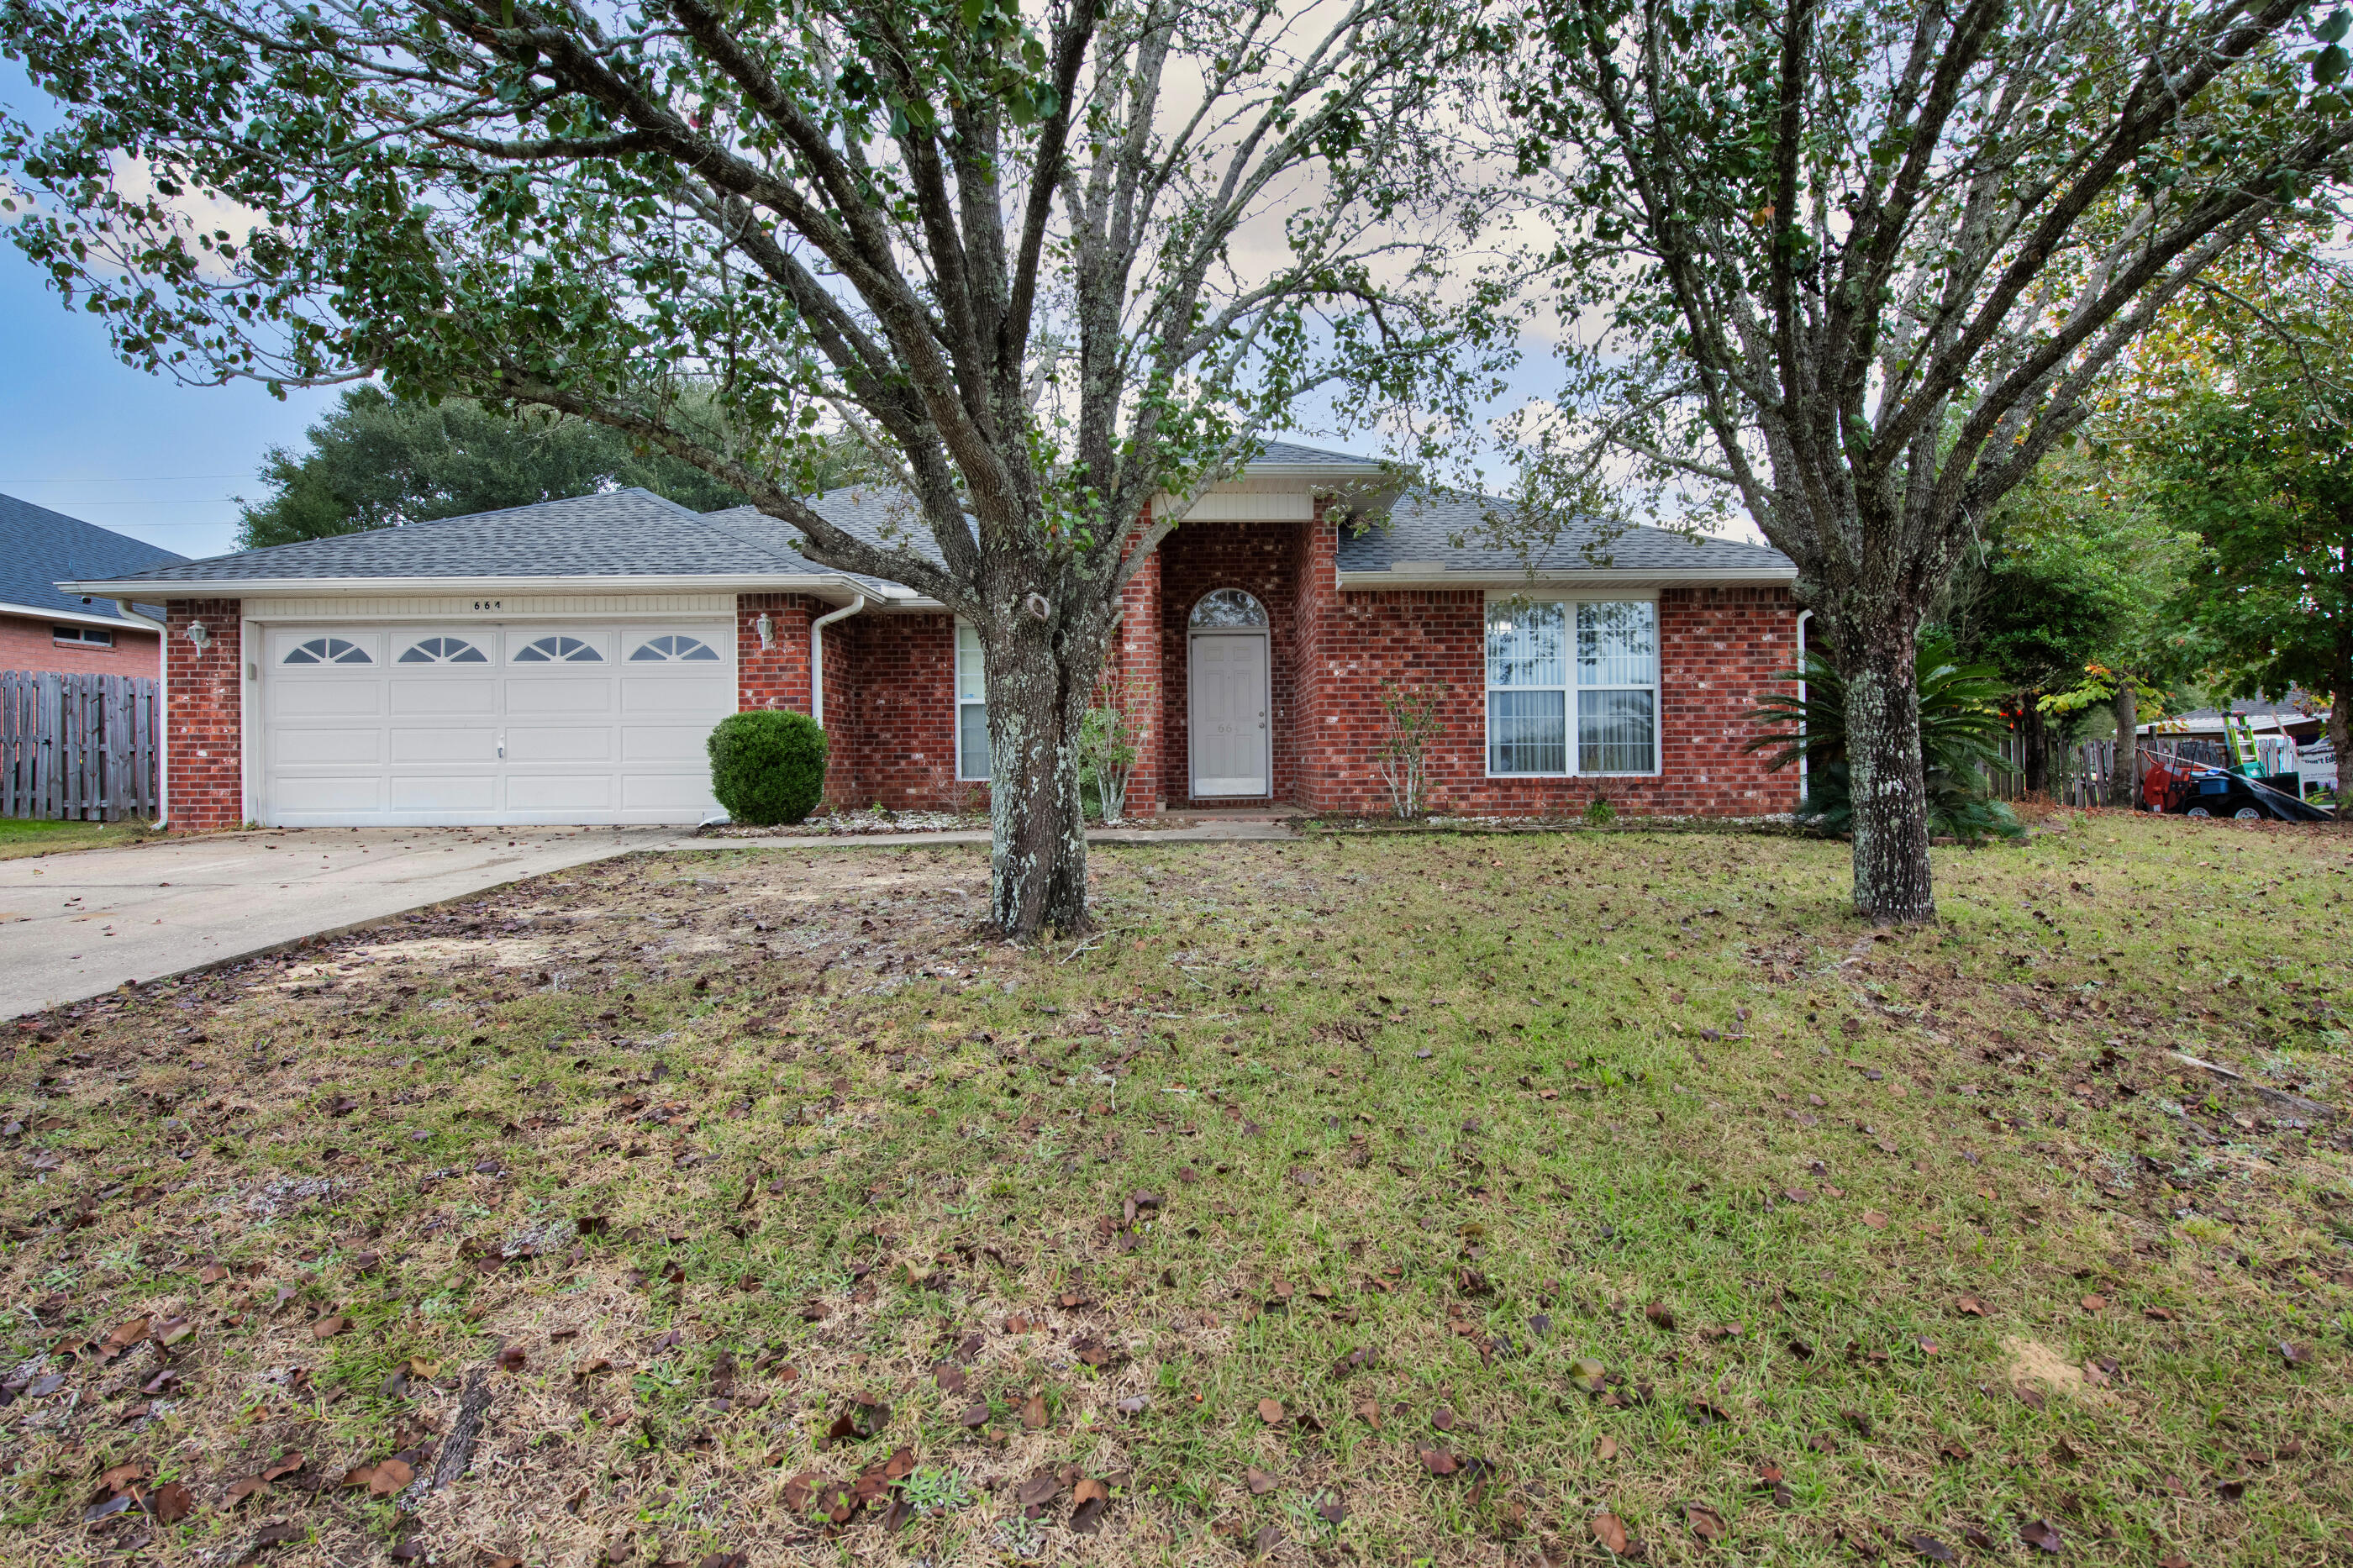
[61,445,1803,831]
[2,492,182,677]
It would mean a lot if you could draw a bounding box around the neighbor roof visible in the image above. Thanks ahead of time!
[1340,490,1794,579]
[3,492,184,620]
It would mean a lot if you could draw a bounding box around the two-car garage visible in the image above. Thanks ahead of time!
[258,619,735,826]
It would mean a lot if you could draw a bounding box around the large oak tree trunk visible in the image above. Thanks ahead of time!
[1845,625,1936,924]
[982,619,1095,939]
[2108,676,2139,808]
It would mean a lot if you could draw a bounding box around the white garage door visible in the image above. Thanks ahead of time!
[261,623,734,826]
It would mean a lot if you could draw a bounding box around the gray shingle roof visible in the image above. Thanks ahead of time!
[70,464,1790,597]
[1340,490,1792,576]
[76,488,830,586]
[2,493,184,620]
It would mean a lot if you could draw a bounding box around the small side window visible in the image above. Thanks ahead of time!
[283,636,372,666]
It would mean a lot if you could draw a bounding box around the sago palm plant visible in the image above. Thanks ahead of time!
[1745,633,2024,844]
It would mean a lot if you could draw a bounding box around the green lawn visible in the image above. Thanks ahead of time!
[0,817,159,860]
[2,815,2346,1566]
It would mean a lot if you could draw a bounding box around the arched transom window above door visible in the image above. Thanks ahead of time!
[1190,588,1268,629]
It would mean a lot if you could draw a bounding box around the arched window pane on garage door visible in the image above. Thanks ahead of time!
[1190,588,1269,629]
[283,636,372,666]
[513,634,603,663]
[397,636,488,665]
[630,634,721,662]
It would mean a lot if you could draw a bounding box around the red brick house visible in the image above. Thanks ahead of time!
[61,445,1803,831]
[3,492,181,678]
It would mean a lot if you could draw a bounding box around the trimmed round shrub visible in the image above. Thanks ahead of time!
[707,709,829,824]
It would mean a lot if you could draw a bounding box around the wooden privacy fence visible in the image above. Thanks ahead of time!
[1991,736,2129,807]
[1,671,159,821]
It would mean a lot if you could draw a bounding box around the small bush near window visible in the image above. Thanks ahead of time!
[1582,793,1619,826]
[707,710,829,824]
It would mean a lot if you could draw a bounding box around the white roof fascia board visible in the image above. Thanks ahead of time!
[4,599,157,631]
[58,573,905,604]
[1338,566,1798,591]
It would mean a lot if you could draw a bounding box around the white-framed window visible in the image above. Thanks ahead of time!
[955,621,990,781]
[283,635,373,666]
[53,624,115,648]
[1484,597,1658,776]
[629,634,721,662]
[513,634,603,664]
[397,635,488,665]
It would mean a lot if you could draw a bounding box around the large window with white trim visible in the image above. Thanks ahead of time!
[1484,597,1658,776]
[955,621,990,781]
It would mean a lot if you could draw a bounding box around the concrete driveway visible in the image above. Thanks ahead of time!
[0,827,692,1018]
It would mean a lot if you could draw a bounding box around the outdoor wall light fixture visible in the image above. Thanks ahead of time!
[755,612,776,650]
[185,622,211,650]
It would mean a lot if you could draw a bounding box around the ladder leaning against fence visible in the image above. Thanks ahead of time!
[0,670,160,822]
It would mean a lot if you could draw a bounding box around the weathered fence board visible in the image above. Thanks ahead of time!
[0,670,159,822]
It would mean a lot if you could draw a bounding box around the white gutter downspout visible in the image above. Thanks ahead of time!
[1795,608,1811,790]
[113,599,169,829]
[808,593,867,727]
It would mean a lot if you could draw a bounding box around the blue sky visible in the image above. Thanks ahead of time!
[0,245,336,561]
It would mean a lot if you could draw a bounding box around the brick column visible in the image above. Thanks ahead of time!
[1291,502,1340,809]
[736,592,816,714]
[165,598,243,832]
[1118,518,1165,813]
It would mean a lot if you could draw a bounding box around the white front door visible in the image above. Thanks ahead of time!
[259,622,734,826]
[1189,632,1270,797]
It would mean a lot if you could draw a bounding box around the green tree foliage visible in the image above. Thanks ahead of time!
[0,0,1508,939]
[1946,451,2208,793]
[1496,0,2353,920]
[237,386,763,549]
[2120,255,2353,778]
[1745,635,2024,845]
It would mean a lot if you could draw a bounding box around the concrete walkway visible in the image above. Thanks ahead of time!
[0,817,1298,1018]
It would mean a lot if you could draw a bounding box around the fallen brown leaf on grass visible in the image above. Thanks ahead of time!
[1907,1534,1956,1562]
[1644,1301,1676,1329]
[1020,1392,1049,1429]
[309,1314,347,1340]
[1593,1512,1631,1555]
[1418,1448,1461,1476]
[2079,1293,2107,1313]
[1257,1397,1285,1425]
[1596,1435,1619,1460]
[1861,1210,1890,1229]
[1686,1502,1726,1542]
[1070,1476,1110,1534]
[2019,1518,2062,1554]
[1247,1467,1279,1495]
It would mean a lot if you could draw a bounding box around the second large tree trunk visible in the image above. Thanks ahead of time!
[982,619,1093,939]
[1845,624,1936,924]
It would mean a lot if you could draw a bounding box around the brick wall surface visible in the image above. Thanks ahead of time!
[164,599,243,831]
[825,612,972,812]
[1155,519,1308,806]
[0,613,163,678]
[1115,533,1164,814]
[1295,573,1803,817]
[735,593,819,716]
